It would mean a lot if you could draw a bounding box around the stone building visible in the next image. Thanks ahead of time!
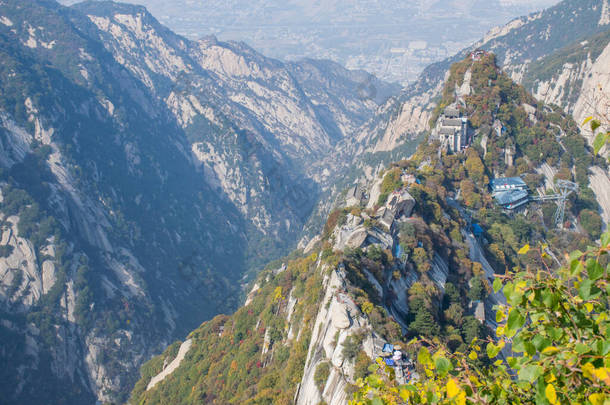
[432,105,471,153]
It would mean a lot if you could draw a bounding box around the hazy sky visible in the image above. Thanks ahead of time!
[60,0,562,82]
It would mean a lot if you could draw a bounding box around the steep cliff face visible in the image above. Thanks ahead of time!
[0,0,402,402]
[0,2,251,402]
[130,54,605,405]
[520,30,610,218]
[335,0,610,240]
[73,1,399,242]
[128,180,458,405]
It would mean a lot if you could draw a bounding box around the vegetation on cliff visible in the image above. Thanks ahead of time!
[129,53,607,404]
[351,232,610,405]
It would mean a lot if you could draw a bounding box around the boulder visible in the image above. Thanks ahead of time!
[41,261,56,295]
[330,304,351,330]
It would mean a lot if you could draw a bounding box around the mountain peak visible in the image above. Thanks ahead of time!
[71,0,150,17]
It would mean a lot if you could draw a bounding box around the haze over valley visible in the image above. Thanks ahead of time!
[0,0,608,404]
[57,0,562,83]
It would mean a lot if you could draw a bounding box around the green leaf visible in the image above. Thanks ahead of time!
[575,343,591,354]
[417,347,431,366]
[587,258,604,281]
[493,278,503,293]
[569,250,584,261]
[368,374,383,388]
[602,231,610,247]
[579,278,601,300]
[542,290,558,309]
[597,340,610,356]
[512,336,525,353]
[590,119,601,132]
[570,259,584,277]
[371,397,384,405]
[507,309,526,332]
[435,357,453,377]
[593,132,608,155]
[546,326,563,340]
[524,341,536,357]
[506,288,524,307]
[486,343,502,359]
[532,335,551,352]
[518,364,542,383]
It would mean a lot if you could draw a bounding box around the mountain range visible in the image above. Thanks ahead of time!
[58,0,562,84]
[0,0,608,404]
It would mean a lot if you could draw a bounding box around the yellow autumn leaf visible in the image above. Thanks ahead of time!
[518,244,530,255]
[585,303,594,313]
[468,351,478,360]
[446,379,460,399]
[542,346,559,355]
[457,391,467,405]
[592,367,610,385]
[583,116,594,126]
[583,363,596,380]
[589,393,606,405]
[545,384,558,405]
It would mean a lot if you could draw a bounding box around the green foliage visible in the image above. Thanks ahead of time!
[350,233,610,404]
[342,333,366,361]
[130,252,323,404]
[354,350,372,381]
[409,309,440,338]
[412,247,431,273]
[314,361,331,393]
[580,209,603,240]
[378,168,404,205]
[467,276,487,302]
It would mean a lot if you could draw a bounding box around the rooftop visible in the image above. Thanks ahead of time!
[439,127,458,135]
[443,118,464,127]
[346,186,363,200]
[494,189,529,206]
[490,177,527,191]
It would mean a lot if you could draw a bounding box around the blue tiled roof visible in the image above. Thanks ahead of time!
[494,190,529,205]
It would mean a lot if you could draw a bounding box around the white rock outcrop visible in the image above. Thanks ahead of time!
[147,339,193,390]
[589,166,610,228]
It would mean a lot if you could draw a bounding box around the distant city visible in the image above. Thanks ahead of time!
[60,0,561,84]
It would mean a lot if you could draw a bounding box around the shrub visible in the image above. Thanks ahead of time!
[580,209,603,240]
[0,245,14,258]
[409,308,440,338]
[314,361,330,393]
[467,276,487,301]
[342,333,365,361]
[354,351,371,380]
[353,234,610,404]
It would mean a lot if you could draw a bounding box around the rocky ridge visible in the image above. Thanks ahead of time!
[129,51,606,405]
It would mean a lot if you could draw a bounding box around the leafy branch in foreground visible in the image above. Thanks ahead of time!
[583,116,609,158]
[350,231,610,404]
